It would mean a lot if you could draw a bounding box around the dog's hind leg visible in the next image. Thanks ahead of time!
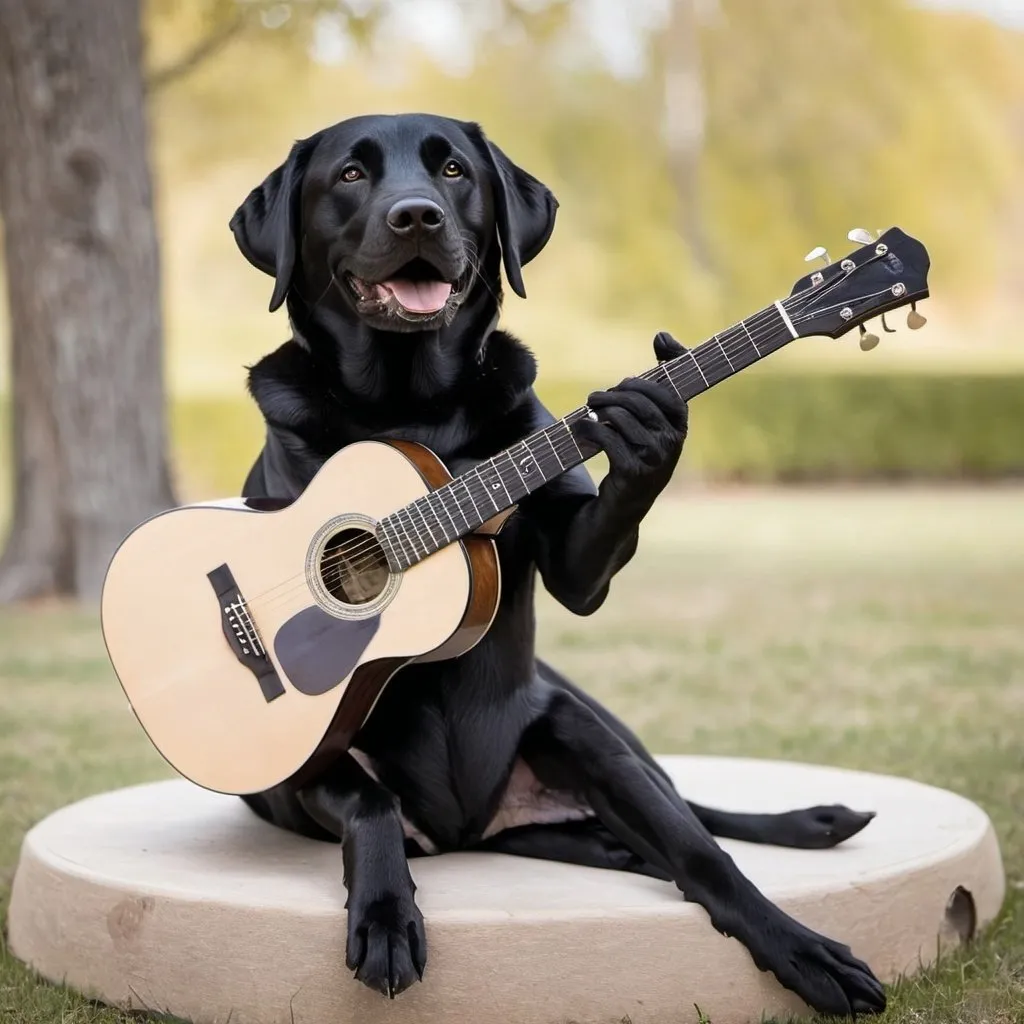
[685,800,875,849]
[537,660,874,850]
[635,754,875,849]
[519,689,886,1018]
[475,818,672,880]
[297,754,426,999]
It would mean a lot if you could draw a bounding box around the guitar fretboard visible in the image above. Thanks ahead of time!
[376,300,798,571]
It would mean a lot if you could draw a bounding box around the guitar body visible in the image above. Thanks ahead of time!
[100,440,501,796]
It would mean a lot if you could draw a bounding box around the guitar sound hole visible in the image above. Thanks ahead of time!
[319,528,391,606]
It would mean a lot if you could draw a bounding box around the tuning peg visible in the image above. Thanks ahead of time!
[907,302,927,330]
[881,313,897,333]
[847,228,876,245]
[804,245,831,266]
[858,325,880,351]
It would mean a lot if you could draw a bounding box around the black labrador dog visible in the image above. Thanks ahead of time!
[230,113,885,1017]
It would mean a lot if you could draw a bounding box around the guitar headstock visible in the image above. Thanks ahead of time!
[785,227,930,350]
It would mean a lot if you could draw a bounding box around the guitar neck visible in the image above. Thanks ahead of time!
[377,298,799,571]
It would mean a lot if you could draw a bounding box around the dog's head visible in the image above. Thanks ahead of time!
[230,114,557,337]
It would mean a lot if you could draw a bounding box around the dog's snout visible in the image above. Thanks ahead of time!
[386,197,445,238]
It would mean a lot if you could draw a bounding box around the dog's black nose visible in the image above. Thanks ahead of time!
[386,197,445,238]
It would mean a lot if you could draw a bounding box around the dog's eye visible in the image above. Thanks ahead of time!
[340,166,364,183]
[442,160,464,179]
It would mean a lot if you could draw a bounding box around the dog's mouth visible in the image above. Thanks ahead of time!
[344,258,467,323]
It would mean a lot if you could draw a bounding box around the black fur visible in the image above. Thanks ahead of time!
[232,113,884,1015]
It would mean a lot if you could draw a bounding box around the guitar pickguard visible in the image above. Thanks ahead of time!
[274,606,381,696]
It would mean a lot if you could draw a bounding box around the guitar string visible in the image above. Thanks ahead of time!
[311,283,900,585]
[241,299,799,612]
[247,285,899,615]
[241,292,820,607]
[305,287,901,601]
[241,408,591,610]
[249,417,591,611]
[276,283,903,596]
[240,291,854,615]
[244,278,899,611]
[246,287,894,614]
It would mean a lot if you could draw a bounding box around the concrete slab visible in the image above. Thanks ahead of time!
[7,756,1004,1024]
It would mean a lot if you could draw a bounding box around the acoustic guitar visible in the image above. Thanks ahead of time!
[101,227,930,795]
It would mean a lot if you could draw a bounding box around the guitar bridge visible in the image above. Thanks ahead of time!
[207,564,285,702]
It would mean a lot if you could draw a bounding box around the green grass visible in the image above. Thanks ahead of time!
[1,487,1023,1023]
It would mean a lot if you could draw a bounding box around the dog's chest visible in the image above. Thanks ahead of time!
[369,409,476,467]
[349,749,593,854]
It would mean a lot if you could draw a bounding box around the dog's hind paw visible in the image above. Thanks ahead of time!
[346,892,427,998]
[778,804,876,849]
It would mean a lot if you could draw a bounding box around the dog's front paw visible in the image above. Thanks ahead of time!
[754,921,886,1017]
[346,889,426,998]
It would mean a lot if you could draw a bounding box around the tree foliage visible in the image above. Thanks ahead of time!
[4,0,995,405]
[141,0,1024,335]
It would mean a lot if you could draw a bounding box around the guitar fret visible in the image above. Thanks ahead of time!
[522,436,553,481]
[688,350,710,389]
[442,481,462,528]
[429,489,457,541]
[447,490,465,532]
[693,340,732,388]
[491,458,515,505]
[395,509,417,558]
[506,446,525,491]
[392,511,417,561]
[741,318,763,356]
[542,427,566,470]
[562,416,584,462]
[411,498,439,547]
[504,448,529,496]
[422,491,450,543]
[654,362,683,398]
[392,521,410,561]
[714,334,736,371]
[459,475,483,521]
[661,357,701,400]
[400,508,429,559]
[376,520,400,569]
[463,467,485,512]
[718,323,760,371]
[509,450,532,496]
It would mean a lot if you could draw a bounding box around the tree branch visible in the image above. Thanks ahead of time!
[146,11,247,94]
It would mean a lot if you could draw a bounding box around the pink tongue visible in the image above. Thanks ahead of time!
[382,278,452,313]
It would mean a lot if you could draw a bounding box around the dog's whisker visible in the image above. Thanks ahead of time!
[457,235,487,279]
[458,231,479,257]
[459,232,481,265]
[312,277,336,312]
[294,263,340,320]
[461,247,500,307]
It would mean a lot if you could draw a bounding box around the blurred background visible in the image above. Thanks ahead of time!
[2,0,1024,600]
[0,3,1022,1022]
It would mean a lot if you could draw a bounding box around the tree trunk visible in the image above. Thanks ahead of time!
[661,0,715,274]
[0,0,176,602]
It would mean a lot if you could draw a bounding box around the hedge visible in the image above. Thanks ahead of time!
[165,373,1024,497]
[3,374,1021,513]
[641,372,1024,483]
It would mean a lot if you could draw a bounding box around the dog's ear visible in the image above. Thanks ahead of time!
[229,134,320,312]
[467,126,558,299]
